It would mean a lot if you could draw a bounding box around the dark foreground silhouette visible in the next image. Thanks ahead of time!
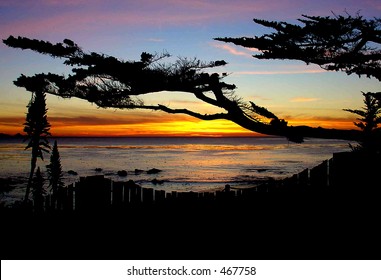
[1,151,381,260]
[2,192,380,260]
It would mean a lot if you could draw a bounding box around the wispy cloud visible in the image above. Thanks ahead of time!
[48,113,196,126]
[41,0,100,6]
[0,0,100,7]
[0,9,214,37]
[234,69,325,75]
[211,42,257,58]
[289,97,320,102]
[0,117,24,127]
[247,95,271,101]
[0,0,294,37]
[0,113,193,128]
[146,38,165,42]
[2,0,380,37]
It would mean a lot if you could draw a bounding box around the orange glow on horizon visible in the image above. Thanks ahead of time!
[47,119,261,137]
[0,115,358,137]
[286,118,356,130]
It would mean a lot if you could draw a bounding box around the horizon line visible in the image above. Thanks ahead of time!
[0,132,277,139]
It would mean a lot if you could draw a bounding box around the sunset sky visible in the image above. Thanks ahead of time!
[0,0,380,137]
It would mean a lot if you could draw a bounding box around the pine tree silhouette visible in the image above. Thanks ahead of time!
[46,140,64,208]
[344,92,381,153]
[4,13,380,142]
[23,91,51,202]
[31,167,46,213]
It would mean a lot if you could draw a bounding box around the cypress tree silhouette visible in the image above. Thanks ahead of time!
[5,15,379,142]
[23,90,51,202]
[215,13,381,144]
[344,92,381,153]
[46,140,64,208]
[215,13,381,81]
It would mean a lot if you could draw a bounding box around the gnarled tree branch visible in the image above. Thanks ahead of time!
[215,13,381,81]
[3,35,366,142]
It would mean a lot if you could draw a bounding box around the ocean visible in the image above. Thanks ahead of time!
[0,137,354,203]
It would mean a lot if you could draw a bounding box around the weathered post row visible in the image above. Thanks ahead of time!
[274,151,379,192]
[41,176,240,212]
[38,151,379,213]
[275,158,331,191]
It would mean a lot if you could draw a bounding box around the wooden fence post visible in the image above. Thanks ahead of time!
[137,185,142,203]
[282,174,298,192]
[112,181,124,208]
[74,175,111,212]
[143,188,154,204]
[44,194,51,213]
[154,190,166,203]
[67,184,74,212]
[330,152,358,190]
[298,168,309,190]
[171,191,178,201]
[310,160,328,190]
[59,187,69,211]
[126,180,141,205]
[123,182,130,205]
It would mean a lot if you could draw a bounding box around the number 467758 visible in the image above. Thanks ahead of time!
[220,267,256,276]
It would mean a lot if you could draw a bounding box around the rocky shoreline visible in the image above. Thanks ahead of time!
[0,164,271,207]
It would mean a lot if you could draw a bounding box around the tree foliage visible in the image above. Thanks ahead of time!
[31,167,46,213]
[24,91,51,159]
[215,13,381,146]
[216,13,381,80]
[46,140,64,200]
[23,90,51,202]
[344,92,381,153]
[3,21,371,142]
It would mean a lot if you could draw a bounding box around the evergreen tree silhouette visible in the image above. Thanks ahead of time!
[31,167,46,213]
[215,13,381,143]
[23,91,51,202]
[344,92,381,153]
[215,13,381,81]
[46,140,64,208]
[3,13,380,142]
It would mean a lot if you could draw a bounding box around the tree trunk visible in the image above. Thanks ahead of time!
[227,111,362,142]
[25,155,37,202]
